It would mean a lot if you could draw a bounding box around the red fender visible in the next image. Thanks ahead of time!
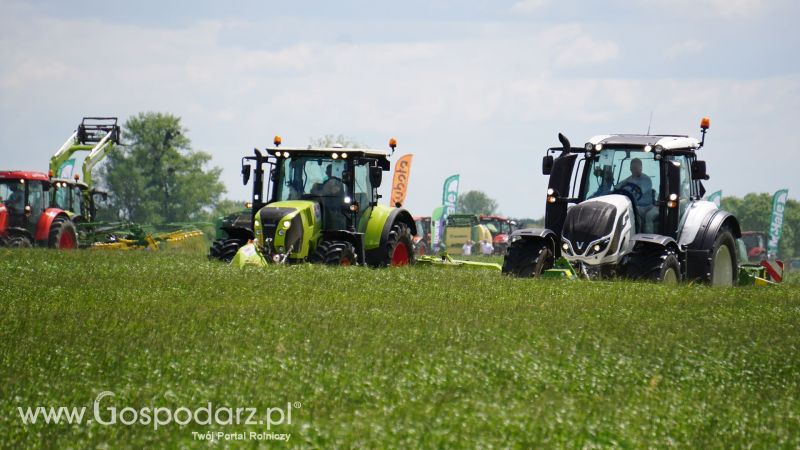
[0,205,7,236]
[35,208,68,242]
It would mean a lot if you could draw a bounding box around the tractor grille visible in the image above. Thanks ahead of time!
[562,202,617,255]
[259,207,296,250]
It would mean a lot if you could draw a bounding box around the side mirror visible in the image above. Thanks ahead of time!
[542,155,554,175]
[369,166,383,187]
[691,160,708,180]
[241,164,251,185]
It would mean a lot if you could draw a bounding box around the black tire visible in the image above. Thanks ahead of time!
[6,235,32,248]
[384,222,415,267]
[48,217,77,249]
[209,238,247,263]
[310,240,358,266]
[709,230,738,287]
[625,248,681,283]
[502,238,554,277]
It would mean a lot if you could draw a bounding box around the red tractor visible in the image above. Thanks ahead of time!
[413,216,432,255]
[0,171,78,249]
[740,231,768,263]
[479,215,517,254]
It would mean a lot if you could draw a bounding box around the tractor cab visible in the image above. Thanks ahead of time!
[50,177,89,220]
[0,172,50,232]
[233,137,416,266]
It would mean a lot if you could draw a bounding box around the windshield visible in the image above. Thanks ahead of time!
[274,157,349,201]
[480,218,510,235]
[742,234,765,250]
[53,184,71,210]
[583,149,660,207]
[0,180,26,214]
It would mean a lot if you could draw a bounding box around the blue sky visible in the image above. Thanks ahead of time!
[1,0,798,218]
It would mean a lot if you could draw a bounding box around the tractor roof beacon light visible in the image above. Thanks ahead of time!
[274,135,282,147]
[389,138,397,155]
[698,117,710,149]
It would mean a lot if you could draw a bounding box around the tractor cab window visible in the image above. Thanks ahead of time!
[0,180,26,216]
[28,182,45,225]
[53,183,71,210]
[71,186,84,217]
[275,156,350,230]
[666,155,692,221]
[583,148,661,233]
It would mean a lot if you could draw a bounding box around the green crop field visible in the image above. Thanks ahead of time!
[1,249,799,448]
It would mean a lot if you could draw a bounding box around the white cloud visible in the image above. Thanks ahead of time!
[666,39,708,59]
[510,0,549,14]
[0,5,797,218]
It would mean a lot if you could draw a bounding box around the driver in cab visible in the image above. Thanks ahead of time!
[616,158,657,233]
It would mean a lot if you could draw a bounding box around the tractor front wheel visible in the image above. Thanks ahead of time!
[625,248,681,283]
[385,222,414,267]
[709,230,737,287]
[311,240,358,266]
[209,238,246,263]
[502,238,553,277]
[7,235,33,248]
[48,217,77,249]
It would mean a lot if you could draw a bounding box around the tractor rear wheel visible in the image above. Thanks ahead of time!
[48,217,77,249]
[385,222,414,267]
[311,240,358,266]
[502,238,553,277]
[709,230,737,287]
[625,248,681,283]
[7,235,32,248]
[209,238,246,262]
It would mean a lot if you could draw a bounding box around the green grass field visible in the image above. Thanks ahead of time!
[1,249,799,448]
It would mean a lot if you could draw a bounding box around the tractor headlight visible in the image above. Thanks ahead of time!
[283,220,291,229]
[586,238,611,256]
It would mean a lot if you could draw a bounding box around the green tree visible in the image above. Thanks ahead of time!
[456,190,498,216]
[720,193,798,258]
[99,112,225,224]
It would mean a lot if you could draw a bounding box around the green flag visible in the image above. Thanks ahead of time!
[431,206,445,251]
[442,174,460,215]
[706,190,722,208]
[767,189,789,256]
[57,158,76,178]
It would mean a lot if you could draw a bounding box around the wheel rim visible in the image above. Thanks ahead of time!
[712,245,733,286]
[391,242,410,266]
[60,231,76,249]
[340,257,352,266]
[662,267,678,284]
[418,245,426,256]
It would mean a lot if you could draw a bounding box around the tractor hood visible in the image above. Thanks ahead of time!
[561,195,633,264]
[255,200,319,256]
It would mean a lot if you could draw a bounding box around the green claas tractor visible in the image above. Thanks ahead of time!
[231,137,417,267]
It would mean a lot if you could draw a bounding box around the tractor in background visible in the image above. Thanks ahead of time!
[740,231,768,263]
[503,117,771,286]
[443,214,492,256]
[208,207,253,262]
[413,216,431,255]
[479,215,517,255]
[231,137,417,267]
[0,172,77,248]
